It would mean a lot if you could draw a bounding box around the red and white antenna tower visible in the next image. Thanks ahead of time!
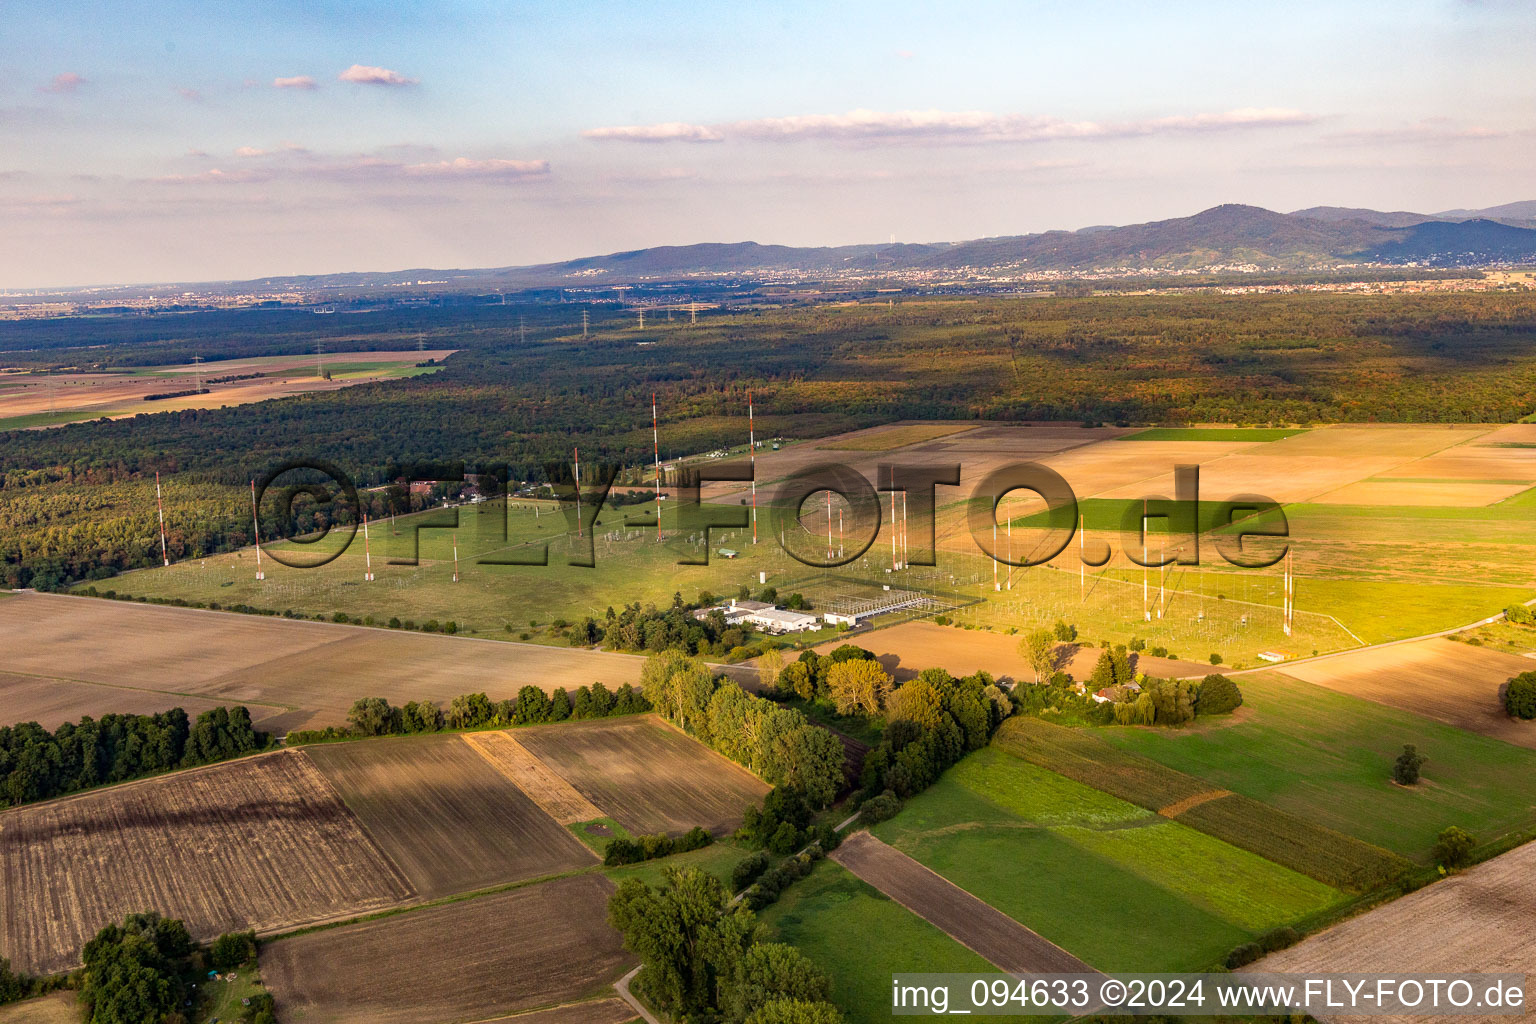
[748,389,757,544]
[1079,512,1085,602]
[154,471,170,567]
[452,532,460,583]
[573,446,582,539]
[1282,548,1293,636]
[1157,539,1166,619]
[902,490,909,572]
[652,393,663,541]
[827,489,834,561]
[363,513,374,581]
[250,479,265,581]
[893,489,901,572]
[1142,498,1150,622]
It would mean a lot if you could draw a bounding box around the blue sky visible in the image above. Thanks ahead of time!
[2,0,1533,288]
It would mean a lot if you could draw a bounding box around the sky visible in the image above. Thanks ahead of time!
[2,0,1534,289]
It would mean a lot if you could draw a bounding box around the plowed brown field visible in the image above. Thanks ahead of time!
[302,734,596,898]
[516,715,768,837]
[0,750,411,974]
[261,874,630,1024]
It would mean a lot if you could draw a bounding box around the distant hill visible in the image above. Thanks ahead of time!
[54,200,1536,299]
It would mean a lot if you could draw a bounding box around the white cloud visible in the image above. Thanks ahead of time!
[40,72,85,95]
[402,157,550,178]
[234,146,268,158]
[338,64,418,87]
[582,122,724,143]
[583,107,1316,146]
[273,75,318,90]
[152,168,265,185]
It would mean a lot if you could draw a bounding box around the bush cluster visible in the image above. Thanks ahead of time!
[742,845,826,911]
[604,826,712,866]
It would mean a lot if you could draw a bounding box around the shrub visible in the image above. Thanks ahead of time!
[768,821,801,855]
[1226,942,1263,969]
[1393,744,1427,785]
[858,790,902,826]
[732,851,770,891]
[1432,826,1476,868]
[1257,925,1300,953]
[604,838,642,866]
[1505,604,1533,625]
[1505,672,1536,719]
[1195,674,1243,715]
[1209,652,1223,665]
[208,930,257,972]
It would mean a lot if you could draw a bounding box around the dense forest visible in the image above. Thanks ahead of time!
[3,291,1536,588]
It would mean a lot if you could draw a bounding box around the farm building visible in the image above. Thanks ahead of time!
[691,598,819,634]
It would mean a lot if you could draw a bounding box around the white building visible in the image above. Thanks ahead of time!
[691,598,819,634]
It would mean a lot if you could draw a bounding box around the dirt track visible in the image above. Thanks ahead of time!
[831,830,1097,974]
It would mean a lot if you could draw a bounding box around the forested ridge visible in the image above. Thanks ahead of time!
[3,291,1536,588]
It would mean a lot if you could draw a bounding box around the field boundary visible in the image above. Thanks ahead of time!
[831,830,1098,975]
[1158,789,1233,817]
[461,732,604,825]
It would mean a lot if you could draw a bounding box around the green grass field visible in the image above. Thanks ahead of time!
[603,840,753,892]
[992,717,1408,890]
[757,859,1037,1024]
[1097,672,1536,859]
[869,749,1341,970]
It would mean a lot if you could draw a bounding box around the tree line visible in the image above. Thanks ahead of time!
[641,652,847,810]
[0,707,265,809]
[609,866,844,1023]
[286,682,651,744]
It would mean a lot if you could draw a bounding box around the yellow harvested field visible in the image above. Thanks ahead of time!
[0,671,256,731]
[0,592,646,734]
[0,750,412,974]
[462,731,603,824]
[0,350,453,426]
[1250,424,1491,459]
[1312,479,1532,507]
[816,420,981,450]
[0,992,77,1024]
[1281,637,1536,748]
[1260,839,1536,1024]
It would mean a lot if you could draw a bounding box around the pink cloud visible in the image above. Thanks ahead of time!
[40,72,85,94]
[337,64,418,87]
[583,107,1316,146]
[273,75,318,91]
[174,86,203,102]
[402,157,550,179]
[582,122,724,143]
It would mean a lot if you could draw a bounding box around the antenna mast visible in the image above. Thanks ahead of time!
[452,532,460,583]
[574,446,582,539]
[748,390,757,544]
[155,471,170,567]
[363,513,374,581]
[652,393,662,541]
[250,479,265,581]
